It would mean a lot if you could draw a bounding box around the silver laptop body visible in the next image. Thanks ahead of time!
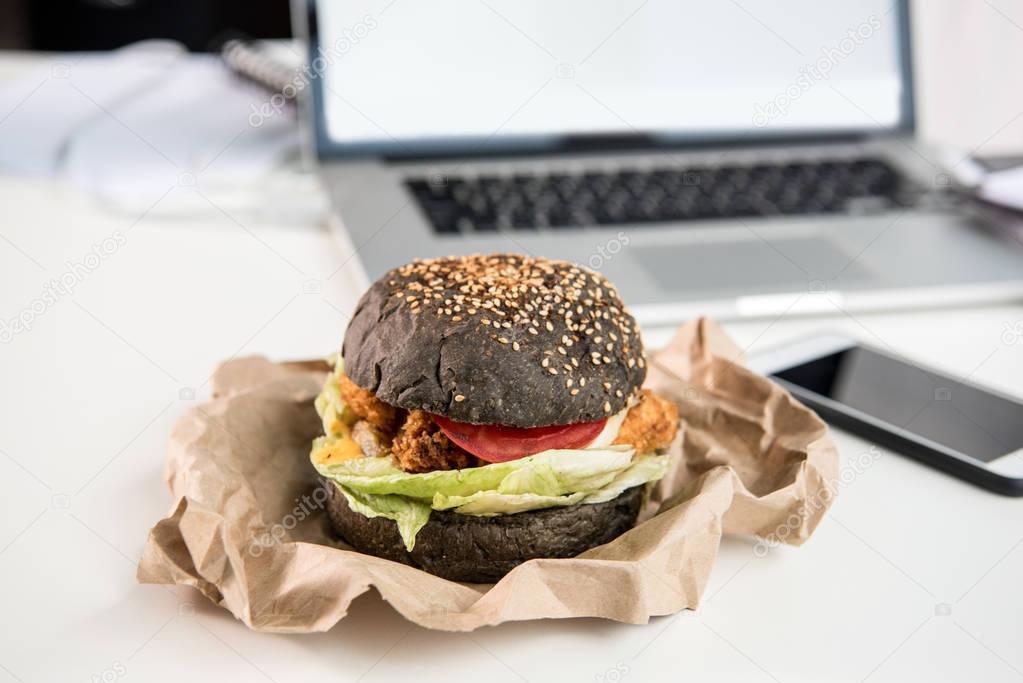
[299,0,1023,323]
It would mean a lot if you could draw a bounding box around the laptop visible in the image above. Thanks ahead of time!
[299,0,1023,324]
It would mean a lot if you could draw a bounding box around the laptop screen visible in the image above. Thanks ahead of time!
[312,0,909,156]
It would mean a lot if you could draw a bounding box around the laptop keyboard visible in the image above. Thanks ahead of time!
[406,157,911,234]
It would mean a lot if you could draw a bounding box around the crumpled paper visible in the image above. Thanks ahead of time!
[137,318,839,632]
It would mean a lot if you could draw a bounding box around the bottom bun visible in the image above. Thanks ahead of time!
[323,478,643,583]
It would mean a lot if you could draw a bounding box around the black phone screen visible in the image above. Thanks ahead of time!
[773,346,1023,462]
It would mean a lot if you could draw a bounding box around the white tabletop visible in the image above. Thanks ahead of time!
[3,61,1023,683]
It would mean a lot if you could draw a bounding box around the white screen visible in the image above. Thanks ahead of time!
[316,0,905,151]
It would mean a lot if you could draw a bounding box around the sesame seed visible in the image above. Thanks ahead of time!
[566,378,573,387]
[512,341,520,351]
[548,367,558,375]
[579,377,586,386]
[454,394,466,402]
[570,388,580,396]
[615,389,623,397]
[546,321,554,332]
[541,358,550,368]
[498,337,509,344]
[603,401,611,413]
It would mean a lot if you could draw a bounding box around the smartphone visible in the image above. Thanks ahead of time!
[750,334,1023,496]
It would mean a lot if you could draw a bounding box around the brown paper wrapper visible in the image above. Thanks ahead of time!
[137,318,839,632]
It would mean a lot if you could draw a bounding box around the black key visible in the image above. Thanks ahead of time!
[618,171,650,197]
[511,210,538,230]
[420,201,460,231]
[430,216,460,234]
[452,183,473,203]
[583,171,615,194]
[479,176,511,203]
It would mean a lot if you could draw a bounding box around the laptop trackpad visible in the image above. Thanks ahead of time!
[633,237,869,292]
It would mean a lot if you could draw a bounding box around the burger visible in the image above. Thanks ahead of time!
[310,254,679,582]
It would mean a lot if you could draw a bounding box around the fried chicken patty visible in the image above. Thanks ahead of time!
[338,372,478,472]
[337,372,403,432]
[612,390,679,454]
[389,410,479,473]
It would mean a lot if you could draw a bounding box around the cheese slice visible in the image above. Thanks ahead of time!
[311,422,364,465]
[585,400,633,449]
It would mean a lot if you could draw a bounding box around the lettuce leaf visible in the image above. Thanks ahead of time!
[314,354,357,438]
[431,453,670,514]
[583,452,670,503]
[332,484,431,552]
[315,447,635,501]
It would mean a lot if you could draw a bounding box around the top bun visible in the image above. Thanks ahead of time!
[341,254,647,428]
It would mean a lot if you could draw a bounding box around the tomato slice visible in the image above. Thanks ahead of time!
[432,414,607,463]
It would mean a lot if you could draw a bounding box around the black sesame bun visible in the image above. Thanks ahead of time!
[324,476,644,583]
[342,254,647,427]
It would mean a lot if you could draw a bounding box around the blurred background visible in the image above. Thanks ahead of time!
[3,3,1023,682]
[2,0,1022,153]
